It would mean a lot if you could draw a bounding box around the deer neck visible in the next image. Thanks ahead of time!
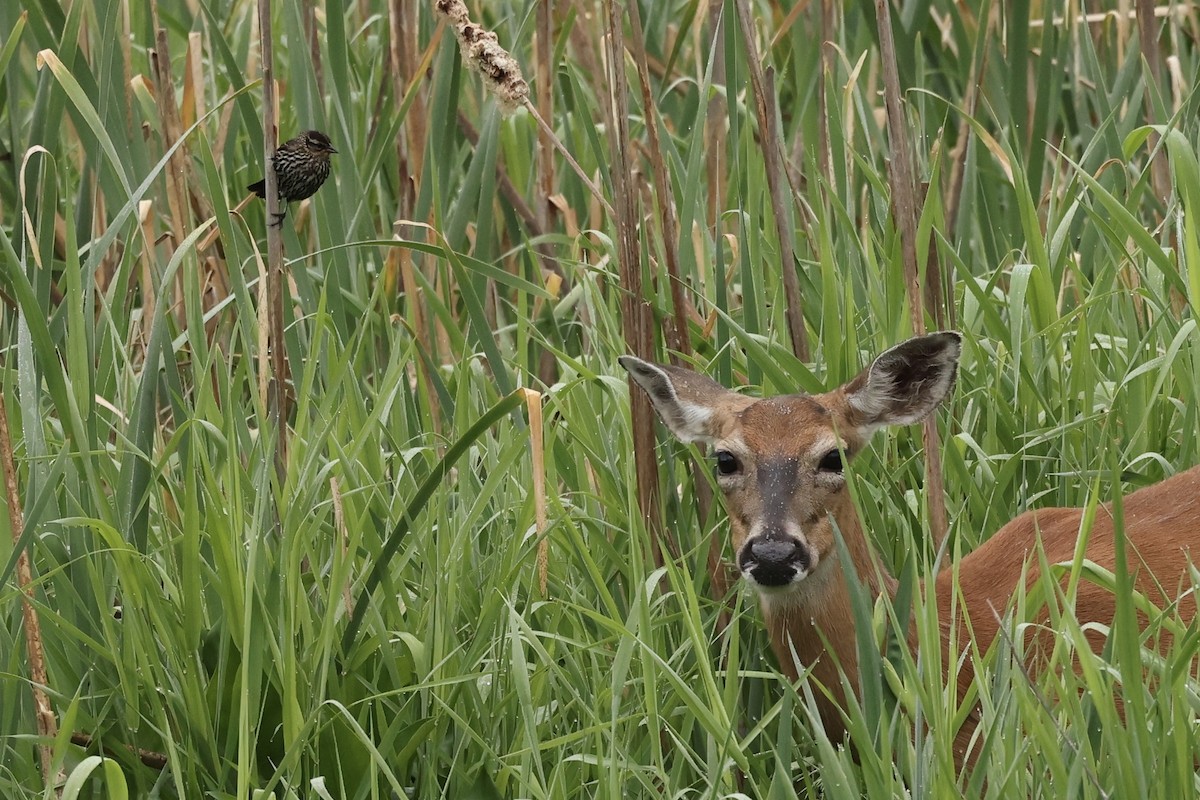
[758,498,900,696]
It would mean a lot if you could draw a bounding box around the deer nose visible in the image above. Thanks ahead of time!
[741,536,809,587]
[751,538,799,565]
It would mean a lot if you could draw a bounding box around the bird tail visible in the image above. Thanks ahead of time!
[247,179,267,198]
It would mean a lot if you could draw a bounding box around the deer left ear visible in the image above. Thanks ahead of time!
[619,356,753,444]
[842,332,961,434]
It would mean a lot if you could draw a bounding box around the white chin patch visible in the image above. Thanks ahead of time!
[743,567,810,593]
[743,551,825,601]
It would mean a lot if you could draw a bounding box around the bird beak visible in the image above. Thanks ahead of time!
[328,145,339,154]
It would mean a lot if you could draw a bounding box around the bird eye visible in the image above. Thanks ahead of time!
[818,449,844,473]
[715,450,741,476]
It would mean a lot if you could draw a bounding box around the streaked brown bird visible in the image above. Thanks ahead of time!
[247,130,338,226]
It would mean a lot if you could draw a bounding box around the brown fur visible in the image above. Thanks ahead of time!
[932,469,1200,761]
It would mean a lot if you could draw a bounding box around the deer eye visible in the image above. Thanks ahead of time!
[715,450,741,476]
[817,449,844,473]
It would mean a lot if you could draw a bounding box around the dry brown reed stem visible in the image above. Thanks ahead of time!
[388,6,440,433]
[534,2,555,224]
[151,29,191,323]
[704,4,728,271]
[304,2,326,99]
[532,1,561,386]
[1136,0,1172,208]
[944,12,989,310]
[522,389,550,595]
[602,0,673,567]
[258,0,289,475]
[732,0,811,362]
[0,392,59,790]
[817,0,833,184]
[624,2,689,362]
[625,0,725,607]
[182,32,205,130]
[873,0,922,329]
[138,201,157,348]
[873,0,948,546]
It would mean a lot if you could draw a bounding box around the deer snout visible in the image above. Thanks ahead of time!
[739,535,811,587]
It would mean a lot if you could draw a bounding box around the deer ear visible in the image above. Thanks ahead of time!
[842,332,961,434]
[619,356,751,444]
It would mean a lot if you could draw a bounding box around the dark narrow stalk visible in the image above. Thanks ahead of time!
[533,1,558,388]
[304,1,326,99]
[733,0,810,362]
[626,0,724,605]
[944,17,989,334]
[534,0,554,225]
[1136,0,1171,207]
[874,0,922,331]
[921,180,948,330]
[602,0,673,567]
[151,28,190,326]
[873,0,947,544]
[701,4,732,616]
[817,0,833,184]
[258,0,289,477]
[625,2,688,361]
[389,1,439,433]
[704,4,727,232]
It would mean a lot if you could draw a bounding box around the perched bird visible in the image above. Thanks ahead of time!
[247,130,337,226]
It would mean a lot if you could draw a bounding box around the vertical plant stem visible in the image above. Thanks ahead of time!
[1136,0,1171,206]
[874,0,922,332]
[151,28,190,324]
[602,0,672,567]
[921,180,948,330]
[626,0,723,607]
[732,0,810,362]
[817,0,833,184]
[523,389,549,595]
[625,1,688,361]
[701,3,734,620]
[705,4,727,231]
[532,0,561,388]
[874,0,947,545]
[534,0,555,224]
[0,392,59,790]
[259,0,289,477]
[389,4,440,433]
[304,1,326,99]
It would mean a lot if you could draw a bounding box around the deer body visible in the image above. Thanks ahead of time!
[621,333,1200,766]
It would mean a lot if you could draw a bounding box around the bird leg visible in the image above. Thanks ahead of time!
[268,203,289,228]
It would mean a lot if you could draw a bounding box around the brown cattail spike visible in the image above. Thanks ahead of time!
[434,0,529,114]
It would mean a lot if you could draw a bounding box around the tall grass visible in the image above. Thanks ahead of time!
[1,0,1198,797]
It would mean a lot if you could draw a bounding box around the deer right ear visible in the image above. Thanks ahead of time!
[842,331,962,435]
[619,356,749,444]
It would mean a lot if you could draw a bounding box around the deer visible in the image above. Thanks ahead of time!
[620,331,1200,768]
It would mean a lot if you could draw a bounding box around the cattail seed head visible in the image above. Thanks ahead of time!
[434,0,529,114]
